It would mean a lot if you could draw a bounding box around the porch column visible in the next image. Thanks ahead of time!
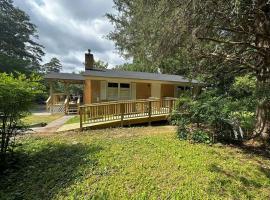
[64,82,70,98]
[49,81,54,104]
[84,79,92,104]
[49,81,53,97]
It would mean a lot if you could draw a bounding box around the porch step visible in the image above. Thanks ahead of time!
[67,108,78,115]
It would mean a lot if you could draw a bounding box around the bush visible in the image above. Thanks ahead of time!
[191,130,211,144]
[172,85,256,143]
[0,73,43,168]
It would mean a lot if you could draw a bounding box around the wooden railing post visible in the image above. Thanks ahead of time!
[169,99,173,113]
[120,103,125,127]
[80,106,83,131]
[159,98,163,112]
[148,100,152,126]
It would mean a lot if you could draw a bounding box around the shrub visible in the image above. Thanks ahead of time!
[172,85,256,143]
[191,130,211,144]
[0,73,43,168]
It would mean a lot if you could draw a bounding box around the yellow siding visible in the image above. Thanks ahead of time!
[161,84,175,98]
[136,83,151,99]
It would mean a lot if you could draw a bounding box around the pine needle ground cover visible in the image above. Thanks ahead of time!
[1,126,270,199]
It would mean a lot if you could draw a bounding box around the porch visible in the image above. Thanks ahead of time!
[46,93,81,114]
[45,73,84,115]
[45,78,192,115]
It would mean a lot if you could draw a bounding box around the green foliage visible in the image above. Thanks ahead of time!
[0,0,44,73]
[42,57,62,73]
[191,130,211,144]
[173,80,257,142]
[114,61,158,73]
[94,59,108,69]
[229,75,256,98]
[0,73,44,166]
[108,0,270,140]
[1,127,270,199]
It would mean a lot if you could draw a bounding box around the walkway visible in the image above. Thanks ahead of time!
[31,115,74,133]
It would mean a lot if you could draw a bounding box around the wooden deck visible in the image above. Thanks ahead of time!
[79,98,177,130]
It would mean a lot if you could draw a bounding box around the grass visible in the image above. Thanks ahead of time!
[1,126,270,199]
[22,114,63,125]
[64,115,80,125]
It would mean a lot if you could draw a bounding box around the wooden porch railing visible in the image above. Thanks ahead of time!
[79,98,177,130]
[64,97,69,114]
[46,96,52,111]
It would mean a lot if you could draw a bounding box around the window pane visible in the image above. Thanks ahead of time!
[108,82,118,88]
[177,86,190,90]
[120,83,130,88]
[107,88,118,100]
[120,88,130,100]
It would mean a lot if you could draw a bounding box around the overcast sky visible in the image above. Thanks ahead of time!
[13,0,128,72]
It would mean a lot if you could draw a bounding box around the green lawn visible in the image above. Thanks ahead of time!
[23,114,63,125]
[1,126,270,199]
[65,115,80,125]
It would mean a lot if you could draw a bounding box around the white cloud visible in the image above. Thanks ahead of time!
[13,0,129,72]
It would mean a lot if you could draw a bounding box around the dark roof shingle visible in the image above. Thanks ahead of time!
[83,69,199,84]
[45,69,199,84]
[45,72,84,81]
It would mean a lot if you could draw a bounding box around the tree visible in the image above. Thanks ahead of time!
[108,0,270,141]
[113,61,158,73]
[0,0,44,74]
[0,73,43,168]
[43,57,62,73]
[94,59,108,69]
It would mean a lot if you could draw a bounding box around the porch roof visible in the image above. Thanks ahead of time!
[45,72,84,83]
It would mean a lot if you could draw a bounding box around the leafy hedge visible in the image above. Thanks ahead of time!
[172,75,257,143]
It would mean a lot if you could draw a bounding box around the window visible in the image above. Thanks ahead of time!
[120,83,130,88]
[177,86,190,91]
[107,82,118,100]
[106,82,131,100]
[120,83,130,100]
[108,83,118,88]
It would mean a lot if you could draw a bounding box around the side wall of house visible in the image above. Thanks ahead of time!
[161,84,175,98]
[151,83,161,98]
[136,83,151,99]
[84,76,198,103]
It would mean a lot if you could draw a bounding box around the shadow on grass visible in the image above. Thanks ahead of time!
[0,143,103,199]
[208,163,267,198]
[236,144,270,159]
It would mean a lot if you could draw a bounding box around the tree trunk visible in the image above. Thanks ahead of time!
[255,100,270,141]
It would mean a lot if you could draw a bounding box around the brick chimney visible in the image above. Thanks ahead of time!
[85,49,94,70]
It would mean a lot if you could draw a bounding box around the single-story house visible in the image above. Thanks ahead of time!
[45,51,201,113]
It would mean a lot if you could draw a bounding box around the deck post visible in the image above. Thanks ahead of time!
[169,99,173,113]
[120,103,125,127]
[49,81,54,105]
[148,100,152,126]
[80,106,83,131]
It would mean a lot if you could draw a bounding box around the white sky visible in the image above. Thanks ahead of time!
[13,0,129,72]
